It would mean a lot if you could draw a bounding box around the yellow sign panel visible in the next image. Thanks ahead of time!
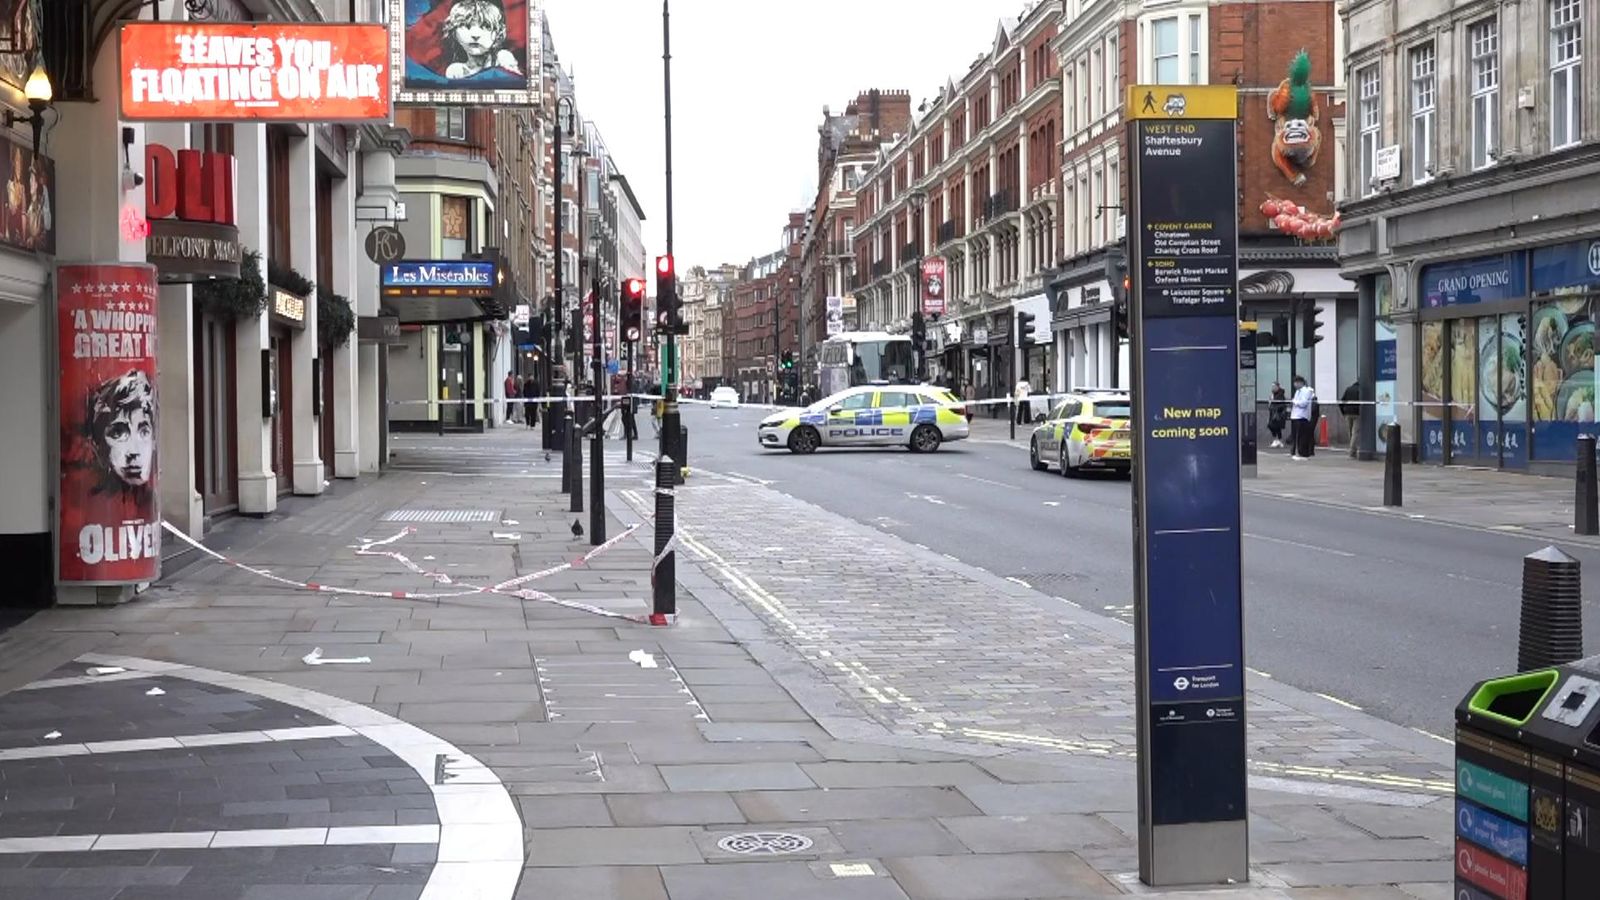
[1126,85,1238,120]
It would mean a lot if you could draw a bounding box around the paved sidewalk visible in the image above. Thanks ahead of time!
[0,429,1452,898]
[969,416,1592,547]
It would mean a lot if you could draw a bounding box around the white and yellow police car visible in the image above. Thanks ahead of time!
[758,385,970,454]
[1029,390,1133,476]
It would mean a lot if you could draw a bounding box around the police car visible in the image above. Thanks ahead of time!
[757,384,970,454]
[1028,390,1132,476]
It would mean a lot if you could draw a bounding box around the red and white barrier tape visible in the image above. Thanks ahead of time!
[161,520,647,622]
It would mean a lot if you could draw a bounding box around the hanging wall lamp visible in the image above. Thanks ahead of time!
[5,63,53,158]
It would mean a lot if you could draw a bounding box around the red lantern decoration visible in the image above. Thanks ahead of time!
[1273,213,1292,230]
[1261,199,1281,218]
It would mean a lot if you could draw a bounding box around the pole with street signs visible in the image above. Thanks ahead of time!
[1126,84,1248,887]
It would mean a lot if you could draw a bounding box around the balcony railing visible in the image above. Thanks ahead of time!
[901,241,920,263]
[871,259,891,279]
[937,220,957,245]
[984,189,1017,219]
[827,242,853,257]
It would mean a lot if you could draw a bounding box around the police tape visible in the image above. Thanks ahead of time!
[160,520,649,622]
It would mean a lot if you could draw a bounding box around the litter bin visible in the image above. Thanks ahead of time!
[1457,657,1600,898]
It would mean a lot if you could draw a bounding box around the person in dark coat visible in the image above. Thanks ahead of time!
[521,375,539,428]
[1267,382,1288,449]
[1340,382,1361,458]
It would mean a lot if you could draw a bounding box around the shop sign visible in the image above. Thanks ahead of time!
[1420,252,1527,307]
[381,260,496,298]
[392,0,544,108]
[1127,84,1247,850]
[920,257,946,316]
[119,22,392,122]
[825,296,843,335]
[144,144,241,281]
[1532,238,1600,296]
[0,125,53,255]
[358,314,401,344]
[56,264,162,586]
[271,287,307,328]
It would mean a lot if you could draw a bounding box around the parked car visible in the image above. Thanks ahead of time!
[1028,390,1132,476]
[709,386,741,409]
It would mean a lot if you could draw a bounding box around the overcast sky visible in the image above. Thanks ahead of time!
[541,0,1028,271]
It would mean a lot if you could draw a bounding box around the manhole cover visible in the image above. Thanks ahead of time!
[716,832,815,855]
[380,509,500,523]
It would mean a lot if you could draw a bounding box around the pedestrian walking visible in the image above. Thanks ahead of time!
[1289,375,1317,459]
[1014,378,1032,425]
[1267,382,1289,448]
[503,371,519,424]
[521,375,539,428]
[1340,381,1361,458]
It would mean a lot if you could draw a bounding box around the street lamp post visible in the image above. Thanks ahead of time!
[562,98,587,515]
[907,189,927,381]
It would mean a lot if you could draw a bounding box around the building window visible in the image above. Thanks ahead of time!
[1357,64,1381,196]
[1151,18,1180,84]
[1409,43,1436,182]
[1469,18,1499,170]
[1092,46,1103,118]
[1107,33,1120,108]
[1188,16,1202,83]
[1550,0,1583,150]
[441,196,470,259]
[1078,58,1089,124]
[435,106,466,141]
[1065,66,1076,131]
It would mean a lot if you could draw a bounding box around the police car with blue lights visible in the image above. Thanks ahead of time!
[757,384,971,454]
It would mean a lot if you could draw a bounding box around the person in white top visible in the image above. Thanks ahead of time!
[1014,378,1032,424]
[1288,375,1317,459]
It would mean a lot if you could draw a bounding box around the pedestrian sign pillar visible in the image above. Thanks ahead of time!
[1127,84,1248,887]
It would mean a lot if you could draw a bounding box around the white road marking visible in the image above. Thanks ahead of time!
[1005,577,1032,589]
[1315,692,1364,711]
[955,473,1020,490]
[0,825,441,855]
[1245,533,1356,558]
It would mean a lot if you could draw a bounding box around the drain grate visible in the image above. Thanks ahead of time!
[380,509,500,523]
[716,832,815,855]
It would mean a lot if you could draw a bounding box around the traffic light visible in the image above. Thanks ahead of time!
[655,255,678,330]
[910,310,926,346]
[1105,244,1130,342]
[1303,304,1325,347]
[781,350,794,370]
[1016,311,1037,348]
[621,277,646,343]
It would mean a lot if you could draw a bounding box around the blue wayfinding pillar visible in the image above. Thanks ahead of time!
[1127,84,1248,887]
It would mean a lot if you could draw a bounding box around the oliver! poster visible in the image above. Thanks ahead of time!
[56,264,161,584]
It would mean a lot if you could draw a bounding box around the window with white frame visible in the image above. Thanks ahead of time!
[1107,33,1120,109]
[1108,158,1120,237]
[1092,46,1104,118]
[1409,43,1436,181]
[1550,0,1583,149]
[1078,57,1090,123]
[1092,168,1104,246]
[1077,173,1089,255]
[1469,18,1499,169]
[1064,182,1076,251]
[1188,15,1202,83]
[435,106,465,140]
[1065,66,1077,131]
[1151,18,1180,84]
[1357,64,1381,195]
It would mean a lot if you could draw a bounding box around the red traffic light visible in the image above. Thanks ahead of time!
[656,255,674,277]
[623,277,646,301]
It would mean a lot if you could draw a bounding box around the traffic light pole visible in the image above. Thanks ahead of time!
[589,272,606,545]
[652,0,680,626]
[625,339,635,462]
[545,115,562,453]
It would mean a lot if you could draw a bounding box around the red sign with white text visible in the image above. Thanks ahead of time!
[119,22,391,122]
[56,265,162,585]
[921,257,947,316]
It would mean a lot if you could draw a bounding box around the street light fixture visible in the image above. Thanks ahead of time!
[5,63,52,158]
[907,189,927,381]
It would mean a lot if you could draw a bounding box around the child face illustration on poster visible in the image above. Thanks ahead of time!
[404,0,529,90]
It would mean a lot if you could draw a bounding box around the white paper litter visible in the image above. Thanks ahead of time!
[627,650,658,669]
[43,731,61,740]
[302,647,372,666]
[86,666,126,677]
[145,687,166,696]
[502,519,520,526]
[493,532,521,541]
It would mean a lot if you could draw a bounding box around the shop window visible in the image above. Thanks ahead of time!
[266,128,292,266]
[1470,19,1500,170]
[1550,0,1583,150]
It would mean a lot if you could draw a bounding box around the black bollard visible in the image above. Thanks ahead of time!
[568,409,583,514]
[1578,435,1598,536]
[1518,546,1583,671]
[1383,423,1402,508]
[651,455,676,624]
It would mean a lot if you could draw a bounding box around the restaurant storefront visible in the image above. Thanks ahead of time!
[1414,238,1600,469]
